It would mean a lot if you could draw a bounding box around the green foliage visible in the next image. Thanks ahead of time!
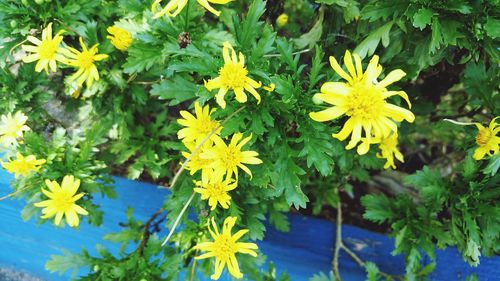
[1,0,499,280]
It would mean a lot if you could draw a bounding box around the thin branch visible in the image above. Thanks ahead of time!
[264,48,311,58]
[0,185,32,202]
[189,253,198,281]
[136,208,166,256]
[161,191,195,246]
[333,194,342,281]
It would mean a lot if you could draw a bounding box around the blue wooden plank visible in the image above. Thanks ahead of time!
[1,169,499,280]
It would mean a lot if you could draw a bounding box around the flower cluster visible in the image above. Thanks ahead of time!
[310,50,415,169]
[21,23,133,89]
[176,101,261,279]
[0,111,87,227]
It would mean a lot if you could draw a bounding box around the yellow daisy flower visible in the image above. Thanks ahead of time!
[194,216,258,280]
[309,50,415,154]
[200,133,262,180]
[107,25,133,51]
[63,37,108,88]
[177,102,221,144]
[194,176,237,210]
[152,0,232,18]
[473,117,500,160]
[205,42,263,109]
[182,141,215,183]
[21,23,66,74]
[2,153,46,178]
[376,133,404,169]
[0,111,30,145]
[34,175,89,227]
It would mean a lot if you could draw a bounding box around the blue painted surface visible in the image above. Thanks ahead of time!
[1,168,499,280]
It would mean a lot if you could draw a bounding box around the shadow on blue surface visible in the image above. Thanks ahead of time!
[1,169,499,280]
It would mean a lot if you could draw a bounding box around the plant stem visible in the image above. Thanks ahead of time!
[136,208,166,256]
[332,189,403,281]
[264,48,311,58]
[161,191,195,246]
[333,195,342,281]
[0,185,33,202]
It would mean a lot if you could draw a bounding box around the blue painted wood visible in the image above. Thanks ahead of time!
[1,169,499,280]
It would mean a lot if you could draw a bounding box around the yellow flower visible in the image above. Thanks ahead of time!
[107,26,133,51]
[309,50,415,154]
[276,14,289,28]
[2,153,46,178]
[0,111,30,145]
[194,176,237,210]
[473,117,500,160]
[34,175,89,227]
[152,0,232,18]
[63,37,108,88]
[182,141,215,183]
[194,216,258,280]
[200,133,262,180]
[177,102,221,144]
[205,42,263,109]
[21,23,66,74]
[375,133,404,169]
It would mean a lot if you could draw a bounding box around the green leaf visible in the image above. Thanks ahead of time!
[293,8,324,49]
[269,210,290,232]
[365,262,380,281]
[354,21,393,58]
[123,42,164,74]
[46,249,90,275]
[361,194,393,223]
[270,146,308,209]
[234,0,266,47]
[150,76,197,105]
[485,17,500,38]
[430,18,443,53]
[412,8,433,30]
[484,153,500,176]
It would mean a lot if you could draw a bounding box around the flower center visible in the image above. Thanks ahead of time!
[221,147,241,170]
[206,182,226,198]
[77,51,95,69]
[196,118,218,136]
[53,190,75,212]
[38,40,58,60]
[213,234,236,261]
[476,128,491,146]
[344,83,385,120]
[219,63,248,89]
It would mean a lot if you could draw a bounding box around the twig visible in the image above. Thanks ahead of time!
[0,185,32,202]
[433,107,482,121]
[161,191,195,246]
[136,208,166,256]
[264,48,311,58]
[333,189,403,281]
[333,196,342,281]
[189,253,198,281]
